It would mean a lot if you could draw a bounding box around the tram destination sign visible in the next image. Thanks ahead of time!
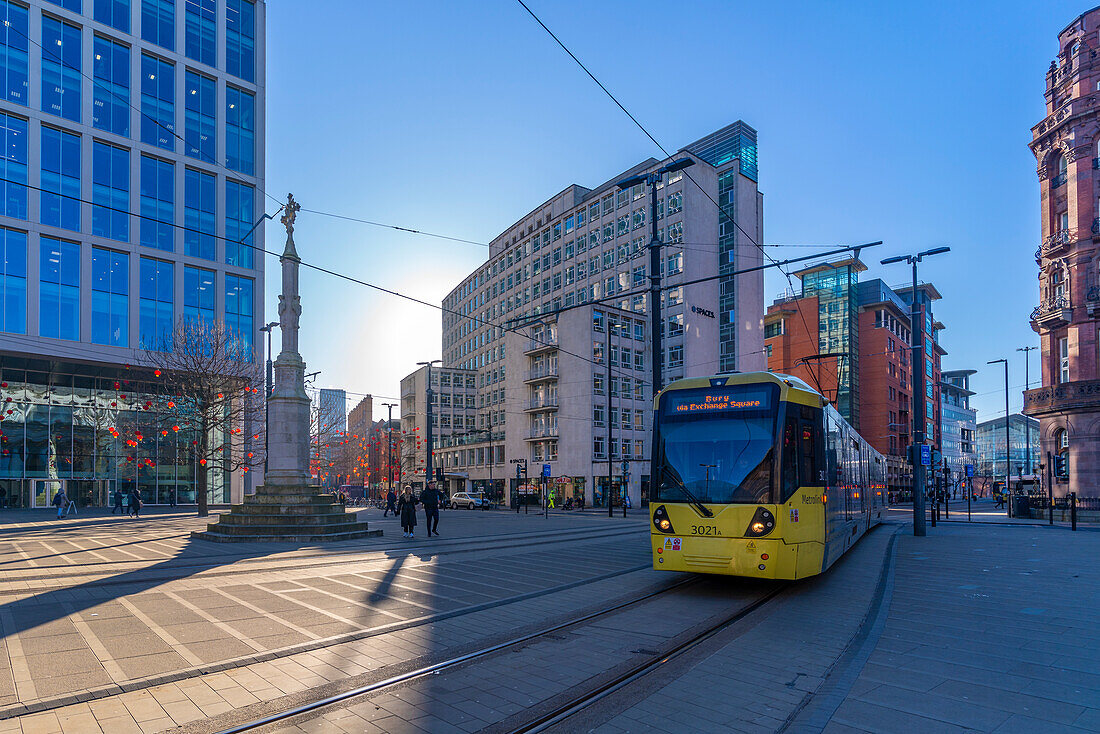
[663,388,773,415]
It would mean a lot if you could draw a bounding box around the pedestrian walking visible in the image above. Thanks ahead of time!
[111,489,124,515]
[384,488,397,517]
[52,488,68,520]
[995,491,1006,509]
[421,481,441,537]
[128,488,142,518]
[397,485,418,538]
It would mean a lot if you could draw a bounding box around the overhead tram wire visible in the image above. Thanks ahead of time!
[6,23,284,209]
[513,0,829,377]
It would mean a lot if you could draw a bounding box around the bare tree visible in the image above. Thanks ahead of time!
[145,319,264,516]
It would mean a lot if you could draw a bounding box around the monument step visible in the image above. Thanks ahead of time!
[191,528,383,544]
[212,513,358,526]
[201,520,371,535]
[230,504,352,517]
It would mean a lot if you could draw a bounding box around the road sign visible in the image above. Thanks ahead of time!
[920,445,931,467]
[542,464,551,478]
[965,464,974,478]
[516,464,522,480]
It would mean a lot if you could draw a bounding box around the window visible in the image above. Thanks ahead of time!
[632,207,645,230]
[666,251,683,275]
[91,247,128,346]
[185,70,215,162]
[226,180,254,268]
[141,0,174,50]
[667,190,683,214]
[602,223,613,243]
[616,189,628,209]
[41,17,81,121]
[44,0,81,9]
[140,155,174,251]
[1059,337,1069,383]
[226,86,254,174]
[0,1,28,105]
[225,274,253,359]
[0,227,24,333]
[140,54,175,150]
[183,264,214,324]
[92,141,129,242]
[666,221,683,243]
[40,127,80,231]
[92,36,130,136]
[668,344,683,368]
[593,404,604,426]
[39,236,79,340]
[589,202,599,220]
[226,0,254,81]
[185,0,215,66]
[668,313,683,337]
[601,194,614,216]
[593,436,605,458]
[593,374,604,395]
[0,113,26,219]
[139,257,172,349]
[94,0,130,32]
[184,168,215,260]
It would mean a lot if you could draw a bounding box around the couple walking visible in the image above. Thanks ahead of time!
[388,482,442,538]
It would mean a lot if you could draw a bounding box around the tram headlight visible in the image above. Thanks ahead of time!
[652,505,675,534]
[744,507,775,537]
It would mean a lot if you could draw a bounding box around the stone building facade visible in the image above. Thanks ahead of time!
[1025,7,1100,497]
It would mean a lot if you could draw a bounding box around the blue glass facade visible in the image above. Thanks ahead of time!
[183,264,214,323]
[224,273,252,357]
[139,154,174,251]
[0,1,29,105]
[140,53,175,150]
[93,0,130,32]
[91,141,129,241]
[226,0,253,82]
[139,256,172,349]
[0,226,24,333]
[91,246,128,346]
[0,112,27,220]
[38,236,79,340]
[183,167,215,259]
[225,86,253,174]
[184,0,215,66]
[40,125,80,230]
[41,16,81,121]
[92,36,130,136]
[141,0,174,50]
[184,70,215,163]
[225,179,252,267]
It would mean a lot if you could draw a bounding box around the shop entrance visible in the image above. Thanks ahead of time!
[32,480,65,509]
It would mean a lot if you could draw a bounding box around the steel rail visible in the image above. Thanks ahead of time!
[214,576,702,734]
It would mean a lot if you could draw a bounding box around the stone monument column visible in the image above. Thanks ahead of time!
[192,194,379,542]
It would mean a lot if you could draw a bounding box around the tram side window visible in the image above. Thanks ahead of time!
[782,417,799,499]
[799,422,818,487]
[825,413,840,486]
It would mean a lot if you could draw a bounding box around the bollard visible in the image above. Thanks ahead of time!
[1071,492,1077,531]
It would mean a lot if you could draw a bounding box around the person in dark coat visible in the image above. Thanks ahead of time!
[128,488,142,518]
[52,488,68,520]
[421,482,441,537]
[384,489,397,517]
[397,486,418,537]
[111,489,124,515]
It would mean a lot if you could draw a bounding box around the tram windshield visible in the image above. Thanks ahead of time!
[655,385,778,505]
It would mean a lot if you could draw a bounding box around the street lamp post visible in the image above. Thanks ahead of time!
[417,360,442,489]
[1017,345,1037,474]
[881,246,950,537]
[382,402,396,496]
[258,321,278,479]
[616,157,695,515]
[988,358,1011,510]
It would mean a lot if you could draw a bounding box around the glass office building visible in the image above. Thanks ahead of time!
[0,0,266,508]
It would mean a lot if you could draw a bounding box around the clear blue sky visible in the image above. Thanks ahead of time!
[259,0,1083,424]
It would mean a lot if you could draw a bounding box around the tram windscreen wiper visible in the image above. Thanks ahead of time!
[662,474,713,518]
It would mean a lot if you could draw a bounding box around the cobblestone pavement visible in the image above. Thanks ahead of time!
[0,507,652,732]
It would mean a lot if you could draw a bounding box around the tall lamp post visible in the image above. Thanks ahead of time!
[382,402,396,496]
[616,158,695,514]
[258,321,279,478]
[988,358,1011,503]
[881,246,950,537]
[417,360,442,489]
[1016,345,1037,474]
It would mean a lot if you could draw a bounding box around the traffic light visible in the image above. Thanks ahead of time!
[1054,453,1069,479]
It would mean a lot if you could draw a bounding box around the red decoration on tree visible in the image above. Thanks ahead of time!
[154,369,161,377]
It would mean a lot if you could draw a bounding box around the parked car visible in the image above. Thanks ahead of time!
[450,491,487,509]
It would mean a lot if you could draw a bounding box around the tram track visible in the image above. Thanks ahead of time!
[211,577,789,734]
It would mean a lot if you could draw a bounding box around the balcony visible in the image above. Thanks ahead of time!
[1025,379,1100,417]
[1030,295,1071,329]
[524,334,558,355]
[525,366,559,383]
[525,396,559,412]
[525,426,559,440]
[1039,229,1075,259]
[1051,171,1067,188]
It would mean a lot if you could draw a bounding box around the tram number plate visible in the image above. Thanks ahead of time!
[691,525,722,536]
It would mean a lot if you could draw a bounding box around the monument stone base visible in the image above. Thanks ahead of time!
[191,483,381,543]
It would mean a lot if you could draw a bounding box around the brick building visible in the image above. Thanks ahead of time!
[1025,7,1100,497]
[765,258,945,496]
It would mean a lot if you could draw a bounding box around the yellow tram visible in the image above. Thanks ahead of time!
[650,372,886,580]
